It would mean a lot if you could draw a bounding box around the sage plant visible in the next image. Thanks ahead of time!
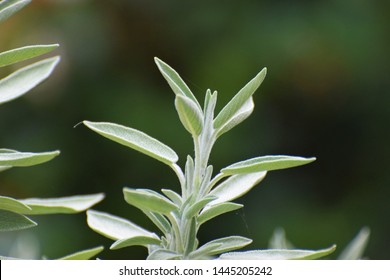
[83,58,336,260]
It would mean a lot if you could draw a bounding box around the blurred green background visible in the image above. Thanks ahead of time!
[0,0,389,259]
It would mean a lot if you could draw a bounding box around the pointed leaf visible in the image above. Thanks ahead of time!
[0,209,36,231]
[124,188,178,214]
[87,210,156,241]
[216,97,254,138]
[199,236,252,256]
[18,193,104,215]
[175,95,203,136]
[147,249,182,260]
[161,189,182,206]
[142,211,171,235]
[221,156,316,175]
[189,243,222,260]
[185,196,216,219]
[83,121,178,165]
[0,0,30,23]
[218,245,336,260]
[208,172,266,206]
[198,202,243,225]
[58,246,104,260]
[0,195,31,213]
[338,227,370,260]
[0,56,60,104]
[0,149,16,171]
[0,44,59,67]
[0,150,60,167]
[154,57,201,109]
[111,235,161,250]
[214,68,266,129]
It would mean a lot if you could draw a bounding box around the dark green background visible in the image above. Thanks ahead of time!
[0,0,389,259]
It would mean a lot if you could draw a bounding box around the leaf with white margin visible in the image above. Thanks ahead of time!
[0,56,60,104]
[83,121,178,166]
[123,188,178,214]
[0,44,58,67]
[207,172,266,207]
[0,0,30,23]
[338,227,370,260]
[195,236,252,257]
[58,246,104,260]
[87,210,156,241]
[0,149,59,167]
[154,57,201,109]
[110,236,161,250]
[221,156,316,175]
[18,193,104,215]
[215,96,254,138]
[218,245,336,260]
[0,195,31,213]
[214,67,266,130]
[0,209,36,232]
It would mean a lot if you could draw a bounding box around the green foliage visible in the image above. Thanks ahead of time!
[0,0,103,259]
[83,58,335,259]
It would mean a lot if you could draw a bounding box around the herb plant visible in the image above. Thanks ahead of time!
[0,0,103,259]
[83,58,337,260]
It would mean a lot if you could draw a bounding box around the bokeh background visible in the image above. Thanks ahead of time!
[0,0,389,259]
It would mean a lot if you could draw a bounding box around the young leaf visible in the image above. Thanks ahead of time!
[83,121,178,166]
[197,236,252,256]
[0,0,30,23]
[215,97,254,138]
[87,210,156,240]
[197,202,243,225]
[188,243,222,260]
[218,245,336,260]
[142,211,171,235]
[221,155,316,175]
[110,236,161,250]
[0,44,59,67]
[0,150,60,167]
[161,189,182,206]
[175,95,203,136]
[123,188,178,214]
[154,57,201,109]
[338,227,370,260]
[58,246,104,260]
[147,249,182,260]
[207,172,267,206]
[0,209,36,232]
[214,67,266,130]
[18,193,104,215]
[184,196,216,219]
[0,56,60,104]
[0,195,31,213]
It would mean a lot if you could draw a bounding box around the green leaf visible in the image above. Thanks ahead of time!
[142,211,171,235]
[215,97,254,138]
[218,245,336,260]
[0,195,31,213]
[175,95,203,136]
[110,236,161,250]
[147,249,182,260]
[189,243,222,260]
[208,172,266,206]
[0,56,60,104]
[338,227,370,260]
[58,246,104,260]
[214,67,266,130]
[0,0,30,23]
[0,149,60,167]
[0,209,36,231]
[198,236,252,256]
[221,155,316,175]
[0,44,59,67]
[197,202,243,225]
[184,196,216,219]
[161,189,182,206]
[18,193,104,215]
[83,121,178,166]
[87,210,156,241]
[123,188,178,215]
[154,57,201,109]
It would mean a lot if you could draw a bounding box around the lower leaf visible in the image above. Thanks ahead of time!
[0,209,37,231]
